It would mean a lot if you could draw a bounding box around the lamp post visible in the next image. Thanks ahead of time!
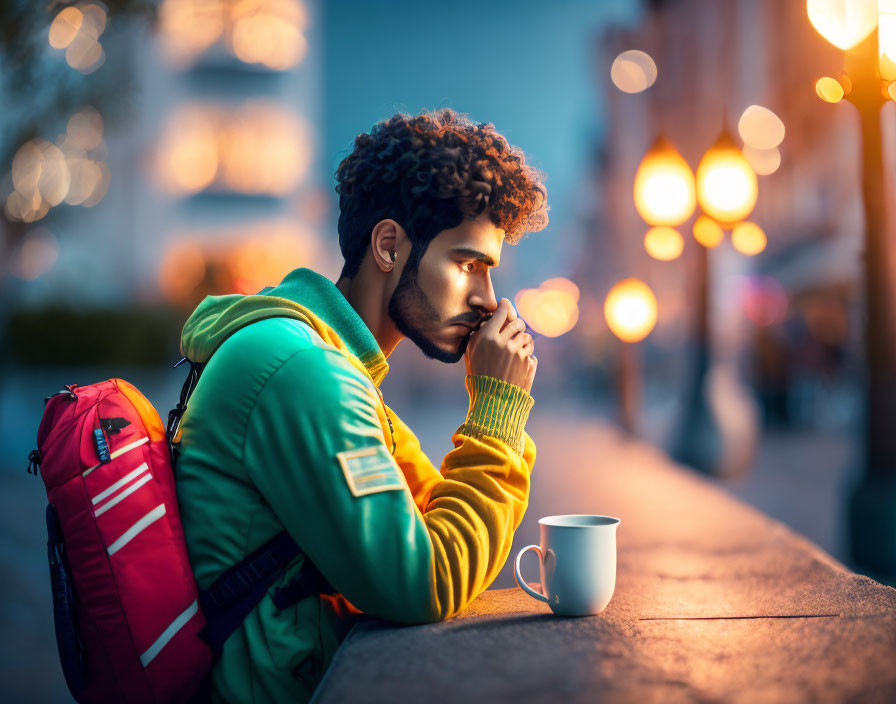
[808,0,896,575]
[604,278,658,434]
[670,127,759,475]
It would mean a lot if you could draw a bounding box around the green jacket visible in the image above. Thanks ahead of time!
[175,268,536,703]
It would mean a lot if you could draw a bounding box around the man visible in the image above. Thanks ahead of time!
[175,109,548,703]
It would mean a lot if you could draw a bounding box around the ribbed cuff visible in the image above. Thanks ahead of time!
[457,375,534,456]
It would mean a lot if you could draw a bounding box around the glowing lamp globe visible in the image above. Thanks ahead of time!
[633,136,696,227]
[880,0,896,81]
[695,130,758,227]
[806,0,878,51]
[604,278,658,344]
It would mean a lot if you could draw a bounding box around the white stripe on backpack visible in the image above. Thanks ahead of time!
[92,463,150,505]
[94,474,153,517]
[107,504,166,556]
[140,599,200,667]
[82,436,149,478]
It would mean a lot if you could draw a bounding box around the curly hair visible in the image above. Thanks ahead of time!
[334,108,548,279]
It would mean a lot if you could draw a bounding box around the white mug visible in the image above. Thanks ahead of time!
[514,514,620,616]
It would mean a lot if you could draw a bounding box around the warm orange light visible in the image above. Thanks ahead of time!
[159,240,208,306]
[604,279,658,343]
[737,105,785,150]
[48,7,83,49]
[231,0,308,70]
[881,1,896,81]
[807,0,878,51]
[540,277,580,302]
[156,102,310,195]
[692,215,725,248]
[158,0,308,70]
[158,0,225,67]
[889,81,896,102]
[644,226,684,261]
[227,223,318,294]
[742,145,781,176]
[731,221,767,256]
[633,136,696,227]
[610,50,657,93]
[515,279,579,338]
[815,76,845,102]
[695,130,757,227]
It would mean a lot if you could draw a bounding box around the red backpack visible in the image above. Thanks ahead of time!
[30,364,333,703]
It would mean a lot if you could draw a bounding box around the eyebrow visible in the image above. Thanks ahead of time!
[451,247,498,268]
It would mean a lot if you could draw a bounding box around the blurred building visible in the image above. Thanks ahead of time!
[2,0,330,312]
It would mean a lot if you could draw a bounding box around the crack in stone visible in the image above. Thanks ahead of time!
[639,614,840,621]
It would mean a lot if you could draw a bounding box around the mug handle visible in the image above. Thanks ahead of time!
[514,544,548,603]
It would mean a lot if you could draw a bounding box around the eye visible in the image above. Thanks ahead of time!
[461,261,477,273]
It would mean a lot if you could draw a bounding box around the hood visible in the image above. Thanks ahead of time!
[179,268,389,386]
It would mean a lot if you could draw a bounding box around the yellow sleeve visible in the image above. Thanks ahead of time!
[384,406,443,513]
[422,375,536,618]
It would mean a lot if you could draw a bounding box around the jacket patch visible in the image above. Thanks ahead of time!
[336,446,405,497]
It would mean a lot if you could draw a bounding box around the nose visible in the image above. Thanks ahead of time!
[469,273,498,315]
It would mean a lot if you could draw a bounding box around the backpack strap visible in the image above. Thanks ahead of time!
[166,357,203,462]
[168,354,335,660]
[196,531,334,659]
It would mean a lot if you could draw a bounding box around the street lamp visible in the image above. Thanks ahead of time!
[605,278,658,434]
[807,0,896,576]
[670,124,760,476]
[695,130,758,227]
[633,135,696,227]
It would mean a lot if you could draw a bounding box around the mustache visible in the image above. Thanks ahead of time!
[449,312,488,329]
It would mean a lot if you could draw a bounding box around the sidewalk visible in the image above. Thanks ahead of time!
[311,411,896,703]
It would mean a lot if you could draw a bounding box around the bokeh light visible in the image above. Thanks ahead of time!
[604,278,658,343]
[49,2,108,74]
[815,76,845,103]
[610,50,657,93]
[806,0,878,51]
[742,145,782,175]
[159,240,209,307]
[48,7,83,49]
[633,136,696,227]
[156,101,311,195]
[881,0,896,81]
[158,0,308,70]
[11,228,60,280]
[692,214,725,248]
[158,222,319,306]
[540,277,580,302]
[695,131,758,226]
[515,278,580,338]
[737,105,785,150]
[231,0,309,70]
[4,107,110,222]
[738,275,788,326]
[644,226,684,261]
[731,221,767,256]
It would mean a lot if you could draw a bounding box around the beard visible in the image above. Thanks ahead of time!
[388,261,471,364]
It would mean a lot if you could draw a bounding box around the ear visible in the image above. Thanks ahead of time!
[370,219,407,272]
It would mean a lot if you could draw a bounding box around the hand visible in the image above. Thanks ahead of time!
[465,298,537,394]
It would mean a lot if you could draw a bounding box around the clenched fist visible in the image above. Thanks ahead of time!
[465,298,537,394]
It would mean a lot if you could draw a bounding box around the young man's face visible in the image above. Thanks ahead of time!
[388,213,503,363]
